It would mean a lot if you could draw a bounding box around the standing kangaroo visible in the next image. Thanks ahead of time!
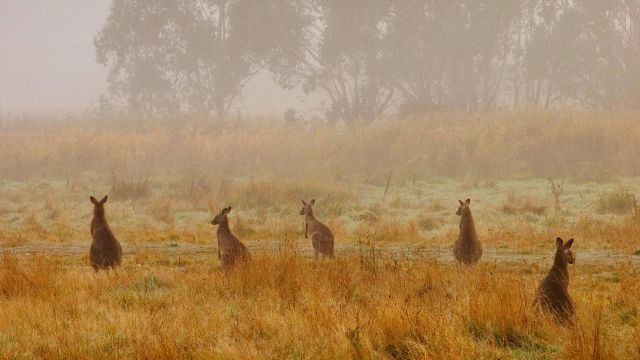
[89,195,122,271]
[300,199,334,258]
[535,237,575,324]
[211,207,250,269]
[454,198,482,265]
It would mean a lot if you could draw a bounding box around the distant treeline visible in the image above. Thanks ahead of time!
[95,0,640,122]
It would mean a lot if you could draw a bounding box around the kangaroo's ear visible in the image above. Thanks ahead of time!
[310,199,315,205]
[224,206,232,214]
[100,195,108,204]
[459,200,464,205]
[564,238,574,249]
[465,198,471,205]
[90,196,98,205]
[555,237,563,247]
[302,200,307,206]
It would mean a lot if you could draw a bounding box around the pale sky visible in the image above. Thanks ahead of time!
[0,0,307,116]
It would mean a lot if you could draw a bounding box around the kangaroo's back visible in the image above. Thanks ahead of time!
[537,269,572,314]
[217,228,250,268]
[89,196,122,271]
[309,220,334,257]
[453,199,482,265]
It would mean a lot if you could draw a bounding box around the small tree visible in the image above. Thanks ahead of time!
[548,177,565,211]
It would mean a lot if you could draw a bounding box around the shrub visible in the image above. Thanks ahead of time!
[596,190,634,215]
[111,178,151,200]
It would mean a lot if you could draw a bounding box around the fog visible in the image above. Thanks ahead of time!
[0,0,305,115]
[2,4,640,356]
[1,1,639,119]
[0,1,109,113]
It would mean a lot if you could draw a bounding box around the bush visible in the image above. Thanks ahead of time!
[596,190,634,215]
[111,178,151,200]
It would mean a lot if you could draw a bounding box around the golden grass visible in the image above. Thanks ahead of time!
[596,189,636,215]
[1,111,640,357]
[501,190,549,216]
[0,252,637,359]
[1,174,640,252]
[2,109,640,181]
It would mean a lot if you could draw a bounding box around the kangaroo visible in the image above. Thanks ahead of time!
[89,195,122,271]
[453,198,482,265]
[210,206,250,269]
[300,199,334,258]
[535,237,575,324]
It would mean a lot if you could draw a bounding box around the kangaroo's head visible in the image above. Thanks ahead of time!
[90,195,108,218]
[554,237,575,265]
[211,206,232,226]
[456,198,471,216]
[300,199,315,216]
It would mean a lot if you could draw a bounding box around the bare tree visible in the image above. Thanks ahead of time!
[548,177,565,211]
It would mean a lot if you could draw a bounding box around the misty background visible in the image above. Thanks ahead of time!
[0,0,305,116]
[0,1,109,113]
[1,1,640,121]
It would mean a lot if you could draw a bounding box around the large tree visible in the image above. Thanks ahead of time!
[621,0,640,108]
[386,0,521,113]
[95,0,308,118]
[521,0,640,109]
[275,0,396,123]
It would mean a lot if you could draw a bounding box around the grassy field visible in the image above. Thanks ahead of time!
[1,173,639,358]
[1,111,640,358]
[0,252,638,359]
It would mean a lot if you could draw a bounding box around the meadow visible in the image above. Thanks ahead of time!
[0,110,639,358]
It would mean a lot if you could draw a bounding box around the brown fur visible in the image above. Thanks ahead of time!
[535,237,576,324]
[453,199,482,265]
[89,195,122,271]
[211,207,250,269]
[300,199,334,259]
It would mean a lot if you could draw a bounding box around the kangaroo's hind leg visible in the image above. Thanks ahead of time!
[311,233,322,260]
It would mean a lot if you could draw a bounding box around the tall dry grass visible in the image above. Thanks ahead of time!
[1,111,639,358]
[0,252,637,359]
[1,109,640,181]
